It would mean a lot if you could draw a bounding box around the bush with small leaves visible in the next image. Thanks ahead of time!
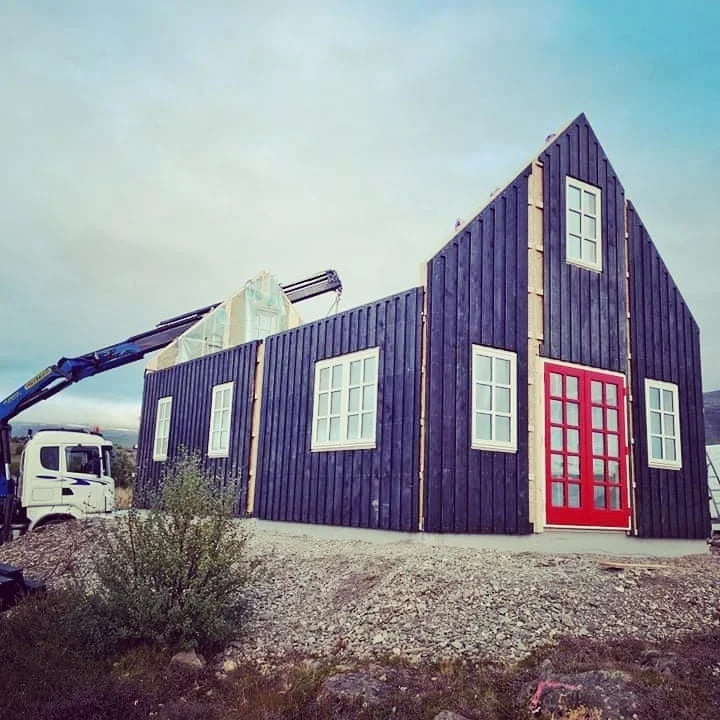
[91,451,253,651]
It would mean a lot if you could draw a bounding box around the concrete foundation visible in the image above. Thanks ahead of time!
[249,519,708,558]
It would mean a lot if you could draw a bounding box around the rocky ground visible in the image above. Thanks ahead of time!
[1,518,719,669]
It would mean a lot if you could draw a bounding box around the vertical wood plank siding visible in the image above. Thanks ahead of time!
[255,288,423,531]
[425,169,532,534]
[135,342,259,513]
[627,203,709,539]
[540,114,627,372]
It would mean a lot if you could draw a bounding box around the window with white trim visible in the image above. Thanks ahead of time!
[153,397,172,461]
[566,176,602,271]
[208,382,233,457]
[645,379,681,469]
[471,345,517,452]
[312,347,379,451]
[254,308,278,340]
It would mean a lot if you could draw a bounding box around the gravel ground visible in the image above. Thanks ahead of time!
[2,519,719,665]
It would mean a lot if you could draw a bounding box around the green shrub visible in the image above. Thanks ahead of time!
[91,451,252,651]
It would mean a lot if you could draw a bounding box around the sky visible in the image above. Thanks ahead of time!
[1,0,719,430]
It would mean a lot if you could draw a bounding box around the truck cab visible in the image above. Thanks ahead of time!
[15,429,115,532]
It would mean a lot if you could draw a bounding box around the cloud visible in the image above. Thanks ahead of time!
[1,0,719,415]
[15,395,141,430]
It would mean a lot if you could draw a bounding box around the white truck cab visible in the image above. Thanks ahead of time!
[16,429,116,531]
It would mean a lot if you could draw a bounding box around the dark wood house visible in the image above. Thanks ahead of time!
[135,113,709,540]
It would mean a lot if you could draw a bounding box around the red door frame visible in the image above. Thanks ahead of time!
[544,362,630,528]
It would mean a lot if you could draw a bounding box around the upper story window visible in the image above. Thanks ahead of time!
[471,345,517,453]
[312,347,379,451]
[566,176,602,272]
[153,396,173,461]
[645,379,682,470]
[254,308,278,339]
[208,382,234,458]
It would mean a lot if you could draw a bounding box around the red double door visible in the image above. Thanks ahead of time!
[544,363,630,528]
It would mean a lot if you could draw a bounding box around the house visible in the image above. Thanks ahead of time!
[135,113,710,540]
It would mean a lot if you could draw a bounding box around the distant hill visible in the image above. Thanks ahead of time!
[9,422,139,448]
[705,390,720,445]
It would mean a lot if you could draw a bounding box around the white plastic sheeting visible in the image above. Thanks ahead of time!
[146,272,302,371]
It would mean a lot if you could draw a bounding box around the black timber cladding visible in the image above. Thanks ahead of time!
[540,113,627,372]
[135,342,258,513]
[255,288,423,531]
[424,169,532,534]
[627,203,709,539]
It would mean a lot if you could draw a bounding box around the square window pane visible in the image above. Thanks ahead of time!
[664,413,675,437]
[331,364,343,389]
[592,407,604,429]
[609,486,621,510]
[607,409,618,431]
[329,417,341,441]
[552,482,565,507]
[592,432,604,455]
[584,190,596,215]
[594,485,606,509]
[551,454,564,479]
[593,458,604,481]
[568,484,581,508]
[582,238,597,264]
[361,412,374,439]
[608,460,619,483]
[583,214,596,239]
[568,234,581,259]
[495,416,511,443]
[475,354,492,382]
[495,387,511,413]
[607,434,619,458]
[316,418,328,441]
[476,383,492,411]
[364,356,378,382]
[662,389,674,412]
[219,430,229,450]
[566,376,579,399]
[495,358,511,385]
[347,414,360,440]
[650,411,662,434]
[476,413,492,440]
[319,367,330,392]
[566,402,579,426]
[591,381,602,403]
[664,439,677,461]
[330,391,342,415]
[348,387,360,413]
[568,184,581,210]
[349,360,362,385]
[649,387,661,410]
[550,399,563,423]
[568,455,580,479]
[651,436,663,460]
[568,210,581,234]
[567,429,579,453]
[550,373,563,396]
[363,384,376,411]
[551,427,564,451]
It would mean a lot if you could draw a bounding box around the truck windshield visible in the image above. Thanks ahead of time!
[102,446,112,478]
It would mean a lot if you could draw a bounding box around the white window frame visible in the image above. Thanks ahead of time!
[254,307,278,340]
[645,379,682,470]
[565,176,602,272]
[207,382,234,458]
[152,396,172,461]
[311,347,380,452]
[471,345,517,453]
